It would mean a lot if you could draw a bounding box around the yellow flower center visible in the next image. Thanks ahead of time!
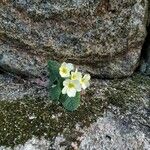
[68,83,75,89]
[71,74,76,80]
[62,67,67,74]
[80,78,85,84]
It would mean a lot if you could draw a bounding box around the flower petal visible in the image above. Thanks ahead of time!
[62,87,67,94]
[67,88,76,97]
[59,67,70,77]
[73,80,81,92]
[63,79,70,86]
[82,81,90,89]
[71,70,82,80]
[84,74,91,80]
[61,62,67,67]
[85,82,90,88]
[65,71,71,77]
[67,63,74,71]
[82,84,87,90]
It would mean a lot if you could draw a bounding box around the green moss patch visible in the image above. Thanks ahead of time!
[105,74,150,111]
[0,89,105,148]
[0,74,149,148]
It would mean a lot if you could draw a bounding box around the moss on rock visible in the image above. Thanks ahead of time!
[0,90,105,147]
[105,74,150,111]
[0,74,149,148]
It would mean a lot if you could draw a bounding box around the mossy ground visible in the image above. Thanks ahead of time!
[0,74,149,148]
[0,90,105,148]
[106,74,150,111]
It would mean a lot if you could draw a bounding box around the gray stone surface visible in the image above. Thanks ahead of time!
[0,44,46,78]
[0,73,149,149]
[0,0,148,78]
[0,74,47,101]
[79,113,150,150]
[0,137,52,150]
[0,0,150,149]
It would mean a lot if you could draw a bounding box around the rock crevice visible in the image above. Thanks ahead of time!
[140,0,150,75]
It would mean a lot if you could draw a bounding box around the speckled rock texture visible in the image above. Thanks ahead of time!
[0,45,46,78]
[0,73,149,149]
[0,0,148,78]
[0,74,47,101]
[0,0,150,149]
[140,1,150,76]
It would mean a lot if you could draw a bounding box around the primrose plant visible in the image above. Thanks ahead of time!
[48,60,91,111]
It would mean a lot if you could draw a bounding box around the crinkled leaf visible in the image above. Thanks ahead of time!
[59,93,67,103]
[62,92,80,111]
[49,81,62,102]
[48,60,60,84]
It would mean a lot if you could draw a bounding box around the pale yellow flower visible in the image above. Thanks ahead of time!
[71,69,82,81]
[59,62,74,78]
[62,79,81,97]
[80,74,91,89]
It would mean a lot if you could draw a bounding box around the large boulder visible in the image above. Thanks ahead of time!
[0,0,148,78]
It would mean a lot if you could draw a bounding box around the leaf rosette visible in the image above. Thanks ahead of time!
[48,60,90,111]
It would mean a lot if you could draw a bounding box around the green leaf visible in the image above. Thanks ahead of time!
[59,93,67,103]
[62,92,80,111]
[47,60,60,84]
[49,81,62,102]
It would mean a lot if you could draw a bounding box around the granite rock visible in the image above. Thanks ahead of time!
[0,0,148,78]
[0,44,46,78]
[0,1,150,149]
[0,73,149,149]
